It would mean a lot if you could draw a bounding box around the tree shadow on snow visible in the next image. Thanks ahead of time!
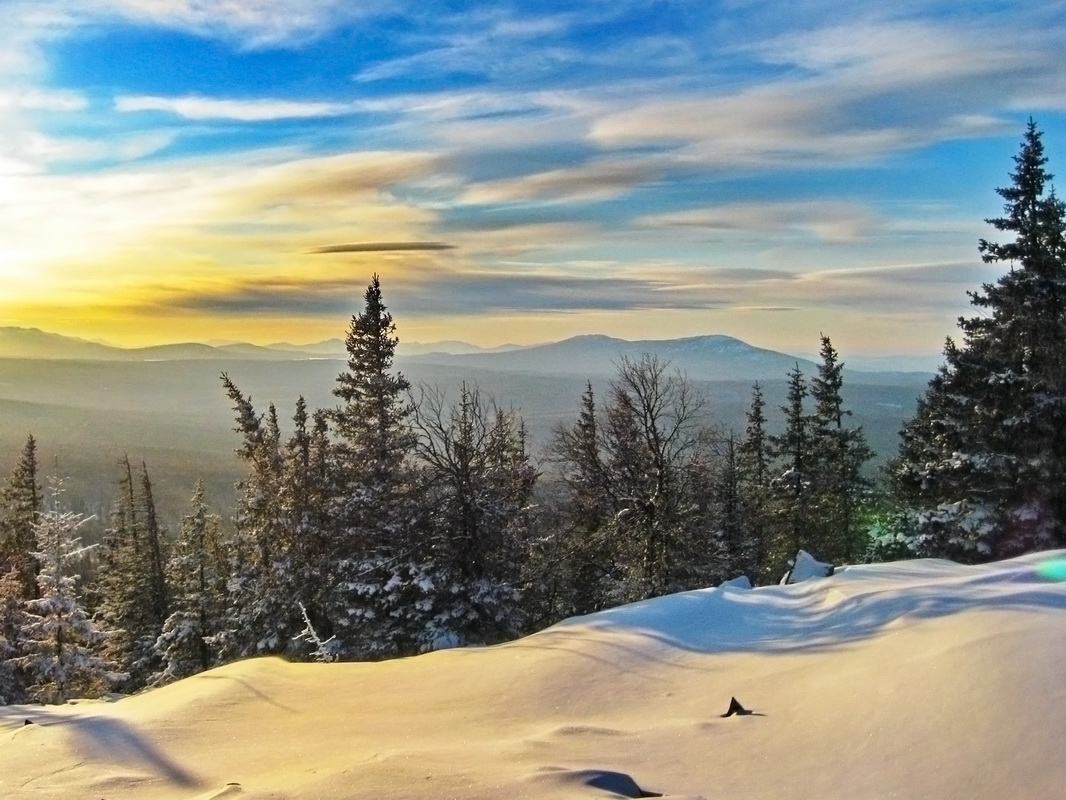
[1,706,199,788]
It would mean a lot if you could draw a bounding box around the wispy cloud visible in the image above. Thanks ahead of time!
[83,0,393,48]
[461,158,662,205]
[641,201,883,244]
[115,95,355,121]
[146,267,726,320]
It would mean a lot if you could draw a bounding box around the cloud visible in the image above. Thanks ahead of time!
[80,0,393,48]
[115,95,355,121]
[0,88,86,112]
[461,158,662,205]
[354,8,581,84]
[131,265,727,320]
[588,17,1051,167]
[641,201,882,244]
[310,241,455,254]
[0,148,445,302]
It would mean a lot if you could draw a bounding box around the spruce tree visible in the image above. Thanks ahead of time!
[18,480,113,703]
[767,365,814,570]
[809,335,873,563]
[155,481,228,683]
[95,457,169,689]
[327,275,419,657]
[0,435,43,600]
[737,383,773,582]
[409,384,537,650]
[892,122,1066,559]
[220,379,312,658]
[0,568,28,703]
[548,382,618,615]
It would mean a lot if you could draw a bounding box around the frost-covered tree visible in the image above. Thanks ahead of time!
[547,382,618,616]
[18,480,113,704]
[154,481,228,684]
[892,122,1066,560]
[0,435,43,600]
[221,382,333,659]
[550,356,723,606]
[94,457,169,690]
[0,568,28,703]
[409,384,537,650]
[326,275,419,657]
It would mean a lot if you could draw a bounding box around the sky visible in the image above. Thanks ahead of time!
[1,1,1065,356]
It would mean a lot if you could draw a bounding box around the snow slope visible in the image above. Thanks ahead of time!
[2,552,1065,799]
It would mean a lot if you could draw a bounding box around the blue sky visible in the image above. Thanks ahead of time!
[2,0,1065,358]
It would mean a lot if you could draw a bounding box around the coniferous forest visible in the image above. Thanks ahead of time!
[1,123,1064,704]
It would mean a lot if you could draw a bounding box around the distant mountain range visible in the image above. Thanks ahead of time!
[0,326,936,380]
[0,327,527,362]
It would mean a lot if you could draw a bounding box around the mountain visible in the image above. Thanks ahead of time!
[0,328,522,362]
[0,327,124,360]
[404,333,822,382]
[0,328,934,380]
[1,551,1061,799]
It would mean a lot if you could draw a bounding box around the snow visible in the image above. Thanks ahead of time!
[3,551,1066,799]
[781,548,834,584]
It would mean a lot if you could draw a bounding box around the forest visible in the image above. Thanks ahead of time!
[1,122,1064,705]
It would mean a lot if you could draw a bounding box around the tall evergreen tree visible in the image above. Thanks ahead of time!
[155,481,228,684]
[737,383,773,582]
[892,122,1066,559]
[0,568,28,703]
[220,380,319,658]
[548,382,618,616]
[327,275,419,657]
[809,336,873,563]
[17,479,113,704]
[550,356,722,605]
[0,435,43,600]
[407,384,537,650]
[766,365,814,570]
[94,457,169,689]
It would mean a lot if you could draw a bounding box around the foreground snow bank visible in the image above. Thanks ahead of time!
[2,551,1065,799]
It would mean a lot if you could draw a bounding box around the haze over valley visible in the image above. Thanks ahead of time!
[0,326,928,526]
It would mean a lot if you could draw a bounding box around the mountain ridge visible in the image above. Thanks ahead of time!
[0,326,933,379]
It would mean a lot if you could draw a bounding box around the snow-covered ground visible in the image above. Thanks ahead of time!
[3,551,1065,799]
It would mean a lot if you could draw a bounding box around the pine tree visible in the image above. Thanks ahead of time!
[713,433,748,579]
[551,356,721,605]
[737,383,773,582]
[0,435,43,600]
[331,274,416,523]
[17,479,113,704]
[892,122,1066,559]
[94,457,169,689]
[155,481,228,684]
[766,365,814,570]
[409,384,537,650]
[809,336,873,563]
[220,379,313,658]
[0,568,28,703]
[327,275,419,658]
[548,382,618,615]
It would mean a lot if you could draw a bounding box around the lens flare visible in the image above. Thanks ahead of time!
[1035,559,1066,581]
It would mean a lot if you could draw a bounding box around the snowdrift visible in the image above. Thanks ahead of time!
[3,552,1065,799]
